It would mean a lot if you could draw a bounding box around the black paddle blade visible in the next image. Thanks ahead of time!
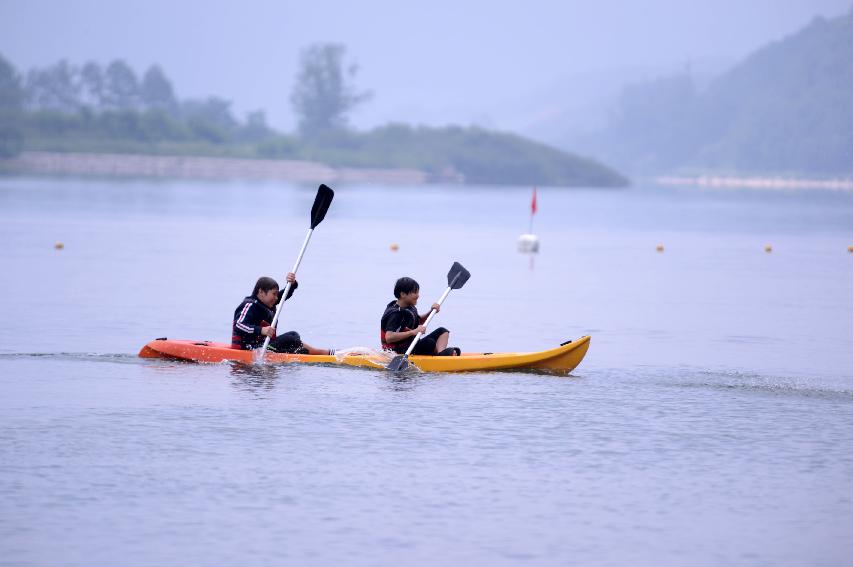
[387,354,409,372]
[310,184,335,229]
[447,261,471,290]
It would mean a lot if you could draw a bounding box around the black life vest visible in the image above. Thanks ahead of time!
[380,300,419,349]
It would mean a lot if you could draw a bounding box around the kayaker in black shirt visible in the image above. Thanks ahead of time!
[232,274,332,355]
[380,276,460,356]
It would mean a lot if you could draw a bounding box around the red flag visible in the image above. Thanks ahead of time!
[531,187,538,215]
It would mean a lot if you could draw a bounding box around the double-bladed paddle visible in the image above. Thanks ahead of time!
[259,184,334,358]
[387,261,471,371]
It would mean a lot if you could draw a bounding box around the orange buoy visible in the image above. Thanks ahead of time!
[390,243,399,252]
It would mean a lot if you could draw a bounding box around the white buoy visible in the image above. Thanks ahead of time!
[518,188,540,253]
[517,233,540,253]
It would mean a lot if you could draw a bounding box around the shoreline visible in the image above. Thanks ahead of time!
[655,175,853,191]
[0,151,434,185]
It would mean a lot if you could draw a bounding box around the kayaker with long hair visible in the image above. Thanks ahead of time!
[380,277,460,356]
[232,274,332,355]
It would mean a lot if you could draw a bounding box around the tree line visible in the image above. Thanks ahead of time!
[0,54,277,156]
[0,46,626,187]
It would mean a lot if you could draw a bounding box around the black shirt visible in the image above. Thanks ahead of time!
[380,299,419,349]
[231,282,297,349]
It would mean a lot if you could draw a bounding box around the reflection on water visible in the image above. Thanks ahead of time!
[229,360,283,388]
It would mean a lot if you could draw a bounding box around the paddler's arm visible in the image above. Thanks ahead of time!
[275,272,299,305]
[418,303,440,323]
[385,325,426,344]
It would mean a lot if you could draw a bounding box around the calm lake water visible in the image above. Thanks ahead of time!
[1,176,852,566]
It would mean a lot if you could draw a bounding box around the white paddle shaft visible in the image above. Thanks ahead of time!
[403,285,452,357]
[261,228,314,352]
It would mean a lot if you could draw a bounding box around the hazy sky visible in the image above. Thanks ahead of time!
[2,0,850,132]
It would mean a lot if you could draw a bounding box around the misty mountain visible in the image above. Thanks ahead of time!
[562,9,853,177]
[498,62,729,149]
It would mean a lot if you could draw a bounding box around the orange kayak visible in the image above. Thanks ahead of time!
[139,336,591,373]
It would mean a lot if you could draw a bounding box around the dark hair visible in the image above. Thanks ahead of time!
[252,276,279,296]
[394,277,419,298]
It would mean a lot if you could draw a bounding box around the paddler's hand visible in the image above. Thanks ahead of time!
[261,327,276,338]
[431,303,440,313]
[414,325,426,336]
[285,272,296,284]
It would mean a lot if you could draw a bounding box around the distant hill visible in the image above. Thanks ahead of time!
[582,9,853,176]
[291,124,628,187]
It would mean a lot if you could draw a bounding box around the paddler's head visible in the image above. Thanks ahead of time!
[394,277,420,307]
[253,276,280,308]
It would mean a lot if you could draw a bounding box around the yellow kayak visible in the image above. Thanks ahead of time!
[139,336,591,373]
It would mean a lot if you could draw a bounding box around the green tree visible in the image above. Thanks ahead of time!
[181,97,237,143]
[79,61,105,108]
[0,53,25,156]
[239,110,273,142]
[140,109,187,141]
[24,59,81,111]
[103,60,140,110]
[141,65,178,113]
[290,43,371,138]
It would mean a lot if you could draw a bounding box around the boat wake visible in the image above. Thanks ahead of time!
[657,367,853,400]
[0,352,143,364]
